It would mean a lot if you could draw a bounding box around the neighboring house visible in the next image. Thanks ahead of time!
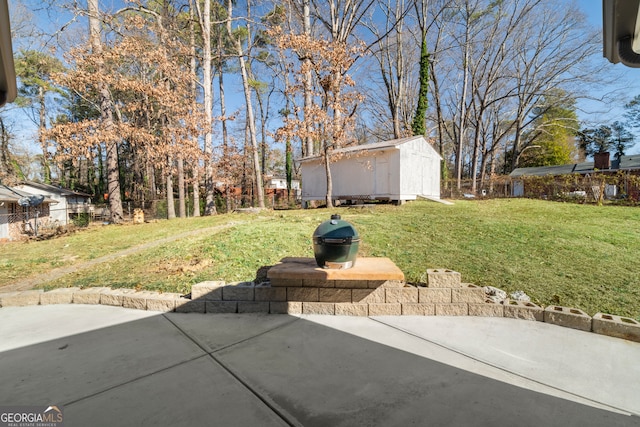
[265,177,302,201]
[298,136,442,205]
[15,182,93,225]
[0,184,56,241]
[509,152,640,198]
[265,177,301,191]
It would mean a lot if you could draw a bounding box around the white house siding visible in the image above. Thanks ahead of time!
[300,136,441,202]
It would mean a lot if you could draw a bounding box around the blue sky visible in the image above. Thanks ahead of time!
[4,0,640,157]
[577,1,640,140]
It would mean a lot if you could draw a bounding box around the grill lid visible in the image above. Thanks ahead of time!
[312,214,360,243]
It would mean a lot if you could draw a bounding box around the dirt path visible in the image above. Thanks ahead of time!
[2,222,242,292]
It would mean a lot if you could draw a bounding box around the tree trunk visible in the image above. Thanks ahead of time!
[227,0,264,209]
[166,160,176,219]
[189,0,200,217]
[218,28,231,213]
[0,116,15,183]
[324,148,333,208]
[201,0,217,215]
[302,0,314,157]
[88,0,123,223]
[38,86,51,184]
[177,155,186,218]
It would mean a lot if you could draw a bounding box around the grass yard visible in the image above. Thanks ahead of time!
[1,199,639,320]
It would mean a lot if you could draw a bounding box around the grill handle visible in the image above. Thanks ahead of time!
[316,237,353,244]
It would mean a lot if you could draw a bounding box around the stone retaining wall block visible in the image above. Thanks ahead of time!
[175,299,206,313]
[544,306,592,331]
[0,290,43,307]
[191,281,225,301]
[352,288,385,304]
[418,288,452,303]
[451,284,485,303]
[287,287,319,302]
[270,301,302,314]
[100,289,136,307]
[146,293,180,312]
[469,302,503,317]
[73,287,110,305]
[206,301,238,314]
[503,299,543,321]
[335,303,368,316]
[368,303,402,316]
[238,301,269,313]
[303,302,335,315]
[385,287,419,303]
[122,292,152,310]
[254,285,286,302]
[592,313,640,343]
[435,303,468,316]
[318,288,352,303]
[40,287,80,305]
[401,303,435,316]
[223,282,255,301]
[427,269,462,288]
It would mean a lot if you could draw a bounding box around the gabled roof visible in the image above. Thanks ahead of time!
[19,181,93,198]
[0,184,57,204]
[0,184,31,202]
[509,164,577,178]
[510,154,640,178]
[297,136,441,163]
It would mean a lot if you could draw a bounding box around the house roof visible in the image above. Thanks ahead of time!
[0,0,16,106]
[297,136,440,163]
[19,181,93,198]
[0,184,29,202]
[0,184,58,204]
[510,154,640,178]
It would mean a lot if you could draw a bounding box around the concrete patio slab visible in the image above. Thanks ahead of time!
[0,305,638,427]
[374,315,640,416]
[0,306,204,406]
[164,312,299,353]
[65,357,289,427]
[215,315,638,427]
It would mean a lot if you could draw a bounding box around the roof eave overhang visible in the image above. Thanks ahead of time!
[0,0,16,106]
[603,0,640,67]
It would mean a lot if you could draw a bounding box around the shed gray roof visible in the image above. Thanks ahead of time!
[510,154,640,178]
[297,136,440,163]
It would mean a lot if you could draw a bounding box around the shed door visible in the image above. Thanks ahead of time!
[375,158,389,195]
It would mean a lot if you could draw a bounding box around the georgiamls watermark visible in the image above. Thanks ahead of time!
[0,406,63,427]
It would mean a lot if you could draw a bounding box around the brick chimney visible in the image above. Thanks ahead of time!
[594,152,610,170]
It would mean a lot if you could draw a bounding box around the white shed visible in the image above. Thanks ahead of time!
[299,136,442,204]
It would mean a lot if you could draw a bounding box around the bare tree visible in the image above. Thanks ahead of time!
[87,0,124,223]
[226,0,265,209]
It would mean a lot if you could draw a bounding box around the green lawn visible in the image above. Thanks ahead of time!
[2,199,639,319]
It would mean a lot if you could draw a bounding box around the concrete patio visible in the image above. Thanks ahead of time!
[0,304,638,426]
